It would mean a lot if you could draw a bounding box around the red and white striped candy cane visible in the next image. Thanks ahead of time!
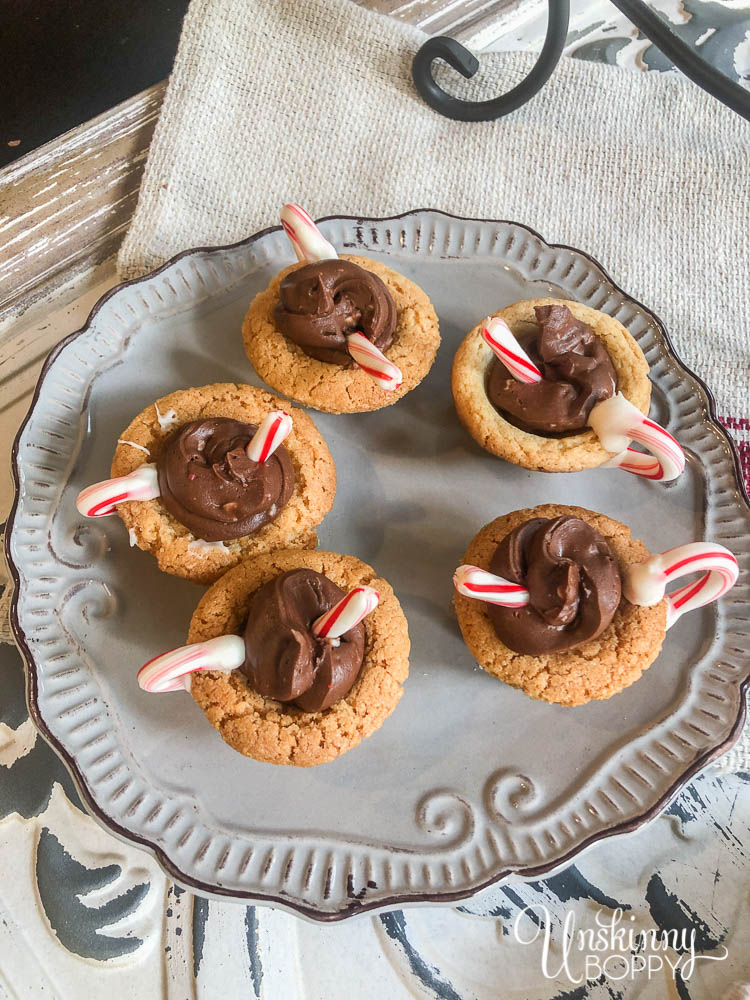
[312,585,380,640]
[138,635,245,693]
[481,317,543,384]
[76,464,160,518]
[280,203,338,263]
[453,565,530,608]
[246,410,293,463]
[346,332,403,392]
[624,542,738,629]
[588,393,685,483]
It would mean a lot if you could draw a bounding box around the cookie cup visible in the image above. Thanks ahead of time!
[451,298,650,472]
[187,549,410,766]
[112,383,336,585]
[243,255,440,413]
[454,504,667,706]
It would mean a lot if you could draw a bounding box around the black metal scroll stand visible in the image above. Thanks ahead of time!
[412,0,750,123]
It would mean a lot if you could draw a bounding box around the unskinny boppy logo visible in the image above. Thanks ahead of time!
[513,905,728,984]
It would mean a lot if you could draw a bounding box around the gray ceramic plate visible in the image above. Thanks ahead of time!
[7,211,750,920]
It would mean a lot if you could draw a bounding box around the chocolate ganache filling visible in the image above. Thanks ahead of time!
[489,516,622,655]
[242,569,365,712]
[274,259,397,366]
[157,418,295,542]
[487,304,618,435]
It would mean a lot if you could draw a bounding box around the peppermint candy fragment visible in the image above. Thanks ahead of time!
[481,317,543,384]
[453,564,530,608]
[280,203,338,263]
[76,464,160,517]
[624,542,738,629]
[245,410,293,463]
[588,393,685,482]
[346,331,403,391]
[138,635,246,693]
[312,585,380,640]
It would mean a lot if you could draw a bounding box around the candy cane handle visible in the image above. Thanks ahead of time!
[138,635,245,693]
[624,542,738,629]
[246,410,293,463]
[76,465,160,517]
[346,332,403,391]
[588,393,685,483]
[280,204,338,263]
[453,565,530,608]
[312,585,380,640]
[481,317,543,384]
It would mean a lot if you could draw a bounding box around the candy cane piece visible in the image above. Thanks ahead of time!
[588,393,685,482]
[76,464,160,517]
[624,542,738,629]
[481,317,543,384]
[601,447,662,479]
[453,565,530,608]
[346,331,403,391]
[138,635,245,693]
[246,410,293,463]
[312,585,380,640]
[280,204,338,263]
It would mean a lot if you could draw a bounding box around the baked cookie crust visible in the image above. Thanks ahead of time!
[451,298,651,472]
[188,549,410,766]
[454,504,667,706]
[111,383,336,584]
[243,255,440,413]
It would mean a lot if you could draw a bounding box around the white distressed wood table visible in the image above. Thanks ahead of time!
[1,2,749,996]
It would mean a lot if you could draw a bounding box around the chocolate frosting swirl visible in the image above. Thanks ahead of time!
[242,569,365,712]
[157,418,294,542]
[488,516,622,655]
[274,259,397,366]
[487,304,617,435]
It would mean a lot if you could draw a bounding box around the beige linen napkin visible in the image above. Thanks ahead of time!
[117,0,749,770]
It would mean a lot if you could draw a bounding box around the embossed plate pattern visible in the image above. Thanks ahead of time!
[7,212,750,919]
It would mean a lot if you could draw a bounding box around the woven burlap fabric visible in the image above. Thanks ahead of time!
[117,0,749,770]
